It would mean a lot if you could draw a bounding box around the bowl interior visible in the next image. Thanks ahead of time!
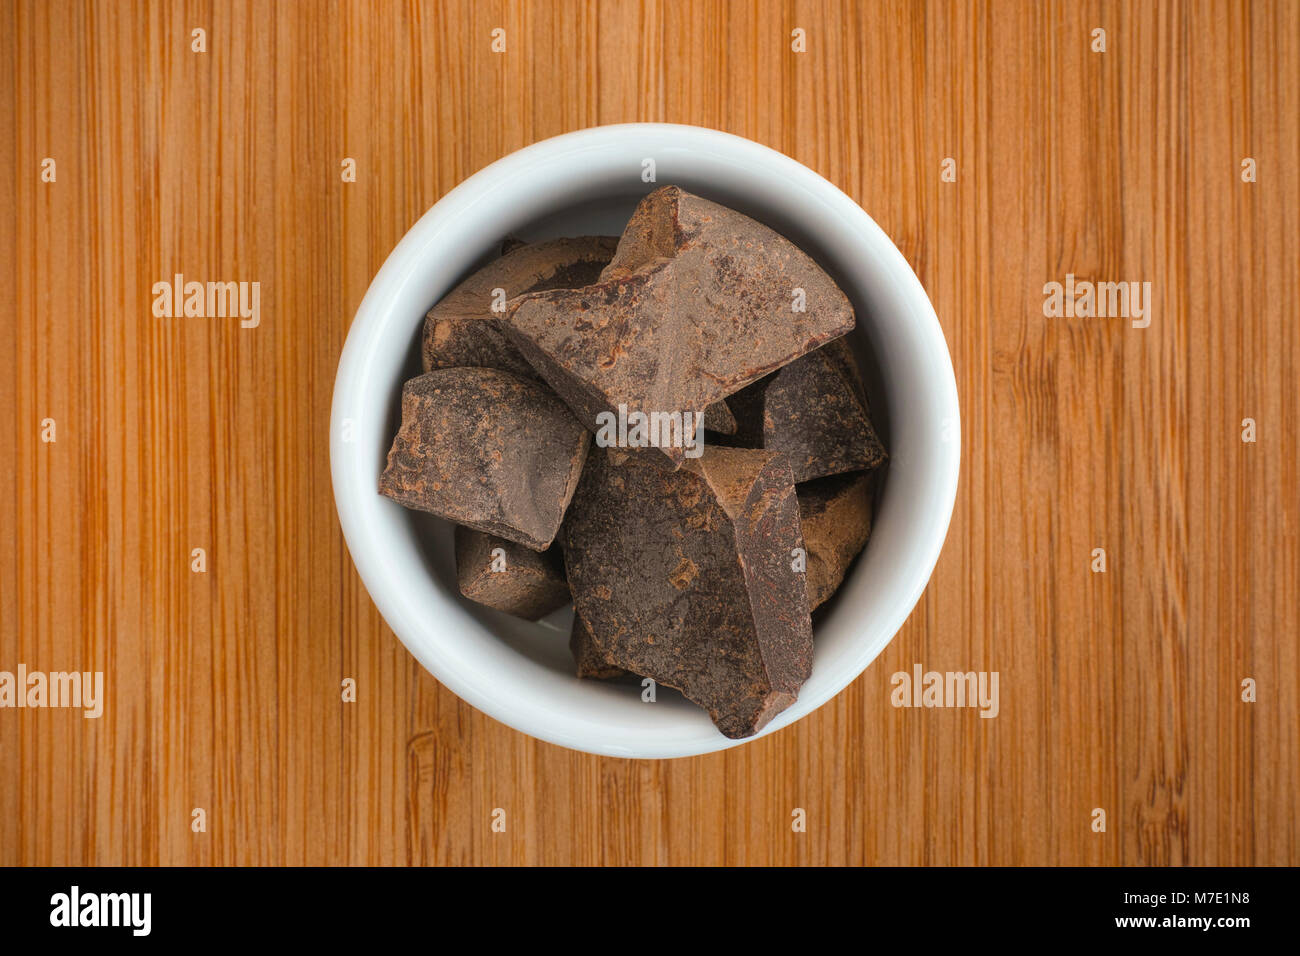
[334,126,958,757]
[387,190,895,716]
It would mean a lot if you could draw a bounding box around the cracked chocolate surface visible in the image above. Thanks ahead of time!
[379,368,590,550]
[422,236,618,379]
[561,445,813,738]
[455,526,570,620]
[502,187,855,466]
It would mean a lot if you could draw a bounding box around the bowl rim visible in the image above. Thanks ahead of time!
[330,122,961,758]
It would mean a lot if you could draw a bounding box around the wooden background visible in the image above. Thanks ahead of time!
[2,0,1297,866]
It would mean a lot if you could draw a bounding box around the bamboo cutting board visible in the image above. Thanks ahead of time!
[2,0,1297,866]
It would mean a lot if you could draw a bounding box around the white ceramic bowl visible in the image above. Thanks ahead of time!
[330,123,960,758]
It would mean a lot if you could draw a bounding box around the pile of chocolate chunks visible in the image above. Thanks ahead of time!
[380,186,886,739]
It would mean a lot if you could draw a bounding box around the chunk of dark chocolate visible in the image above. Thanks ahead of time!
[570,613,629,679]
[702,398,737,435]
[561,445,813,738]
[422,236,618,378]
[797,471,875,609]
[379,368,589,550]
[455,526,570,620]
[503,186,855,466]
[724,338,885,482]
